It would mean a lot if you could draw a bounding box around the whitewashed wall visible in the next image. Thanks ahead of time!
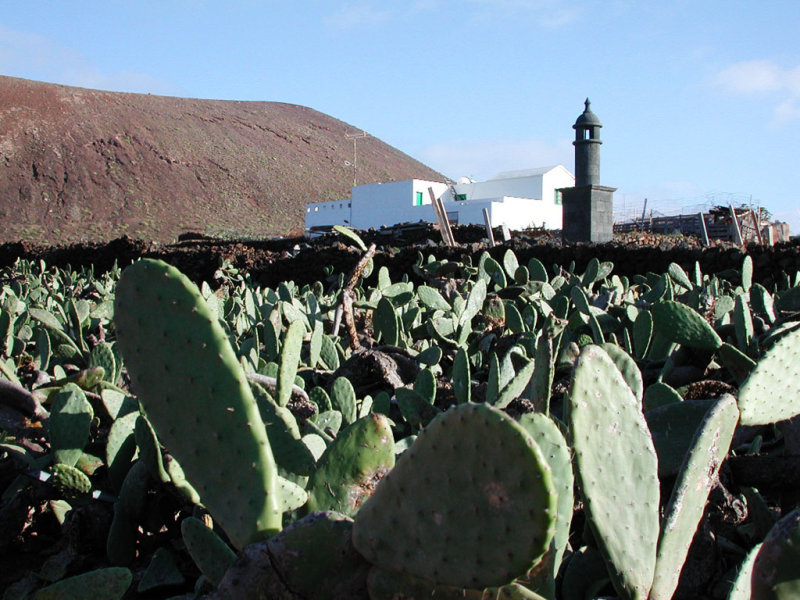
[305,198,352,229]
[304,166,574,232]
[350,180,449,230]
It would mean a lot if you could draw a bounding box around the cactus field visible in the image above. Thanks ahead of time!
[2,228,800,599]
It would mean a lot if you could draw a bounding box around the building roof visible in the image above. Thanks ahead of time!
[488,165,562,180]
[574,98,602,128]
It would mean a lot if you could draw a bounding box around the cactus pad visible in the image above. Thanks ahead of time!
[651,300,722,350]
[738,326,800,425]
[31,567,132,600]
[650,394,739,600]
[306,413,395,517]
[267,511,370,599]
[113,258,280,548]
[49,383,94,468]
[517,412,573,577]
[568,345,659,600]
[352,402,556,589]
[751,508,800,599]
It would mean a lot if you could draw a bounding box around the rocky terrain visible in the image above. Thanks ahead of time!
[0,76,444,244]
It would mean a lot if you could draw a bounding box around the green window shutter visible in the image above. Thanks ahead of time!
[415,191,423,206]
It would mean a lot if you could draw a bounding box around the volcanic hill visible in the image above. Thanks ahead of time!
[0,75,445,244]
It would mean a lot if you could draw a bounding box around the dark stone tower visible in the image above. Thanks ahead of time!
[573,98,602,187]
[561,99,616,243]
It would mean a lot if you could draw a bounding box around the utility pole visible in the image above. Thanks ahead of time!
[345,130,368,187]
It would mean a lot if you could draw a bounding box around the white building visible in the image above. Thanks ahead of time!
[304,165,574,233]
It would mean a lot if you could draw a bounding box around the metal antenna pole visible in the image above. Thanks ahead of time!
[345,131,368,187]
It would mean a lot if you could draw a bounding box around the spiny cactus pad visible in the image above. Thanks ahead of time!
[737,326,800,426]
[306,413,395,517]
[113,258,280,548]
[49,383,94,468]
[751,508,800,599]
[352,402,556,589]
[31,567,132,600]
[267,511,370,599]
[649,394,739,600]
[517,412,573,577]
[181,516,237,587]
[651,300,722,350]
[569,345,660,600]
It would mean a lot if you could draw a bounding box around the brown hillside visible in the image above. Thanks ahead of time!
[0,76,445,244]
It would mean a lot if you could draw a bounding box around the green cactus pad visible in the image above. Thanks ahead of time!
[251,383,316,476]
[642,381,683,412]
[452,347,471,404]
[632,309,653,359]
[601,343,643,403]
[733,294,754,353]
[751,509,800,599]
[113,258,280,548]
[134,415,169,483]
[517,412,573,577]
[31,567,132,600]
[366,568,485,600]
[107,461,150,566]
[267,511,370,599]
[667,262,693,290]
[718,342,757,384]
[278,320,305,407]
[330,376,357,425]
[352,402,556,589]
[49,383,94,468]
[728,543,761,600]
[568,345,659,600]
[50,463,92,497]
[137,547,185,593]
[738,327,800,426]
[306,413,395,517]
[649,394,739,600]
[651,300,722,350]
[181,516,237,587]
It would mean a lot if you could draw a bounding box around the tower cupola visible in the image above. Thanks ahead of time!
[573,98,603,187]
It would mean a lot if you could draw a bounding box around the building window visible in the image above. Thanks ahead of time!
[554,190,563,205]
[446,211,459,225]
[456,193,467,202]
[414,191,423,206]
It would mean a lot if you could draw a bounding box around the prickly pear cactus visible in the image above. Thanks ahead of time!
[517,412,573,580]
[649,394,739,600]
[113,258,281,548]
[267,511,370,599]
[50,462,92,497]
[31,567,132,600]
[751,508,800,599]
[568,345,659,600]
[49,383,94,467]
[306,413,395,517]
[352,402,556,589]
[737,327,800,426]
[651,300,722,350]
[181,516,237,587]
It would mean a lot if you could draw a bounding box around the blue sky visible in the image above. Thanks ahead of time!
[2,1,799,231]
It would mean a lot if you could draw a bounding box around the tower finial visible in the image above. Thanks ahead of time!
[584,98,591,111]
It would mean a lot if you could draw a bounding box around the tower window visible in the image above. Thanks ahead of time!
[555,190,563,205]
